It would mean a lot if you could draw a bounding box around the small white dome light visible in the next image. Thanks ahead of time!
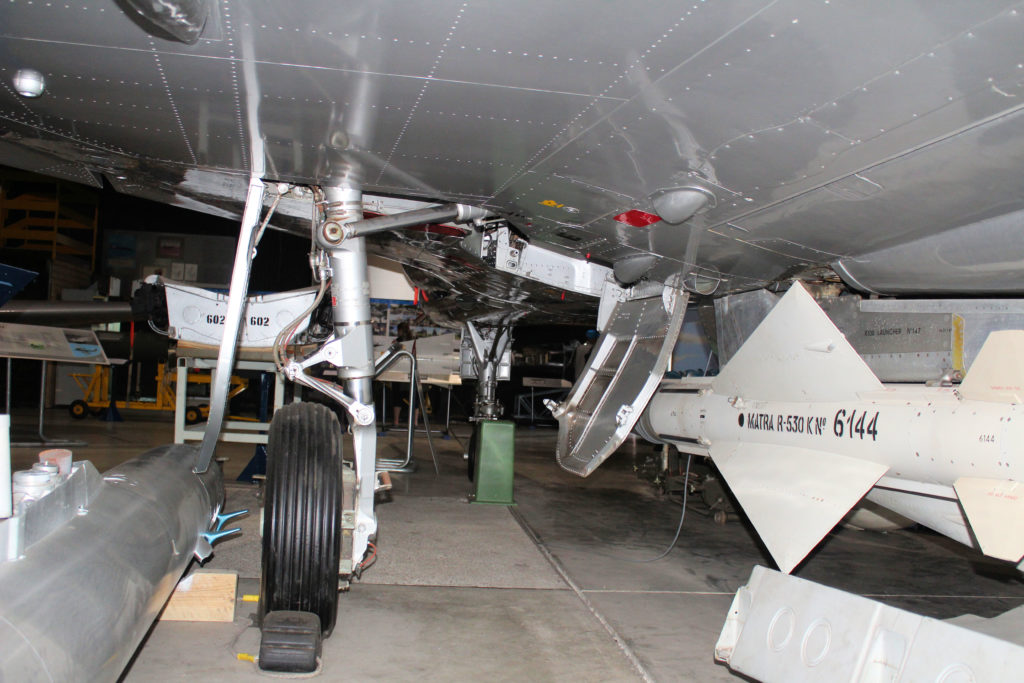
[13,69,45,98]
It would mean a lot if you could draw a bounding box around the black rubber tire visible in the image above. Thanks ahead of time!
[184,406,202,425]
[260,402,344,637]
[69,400,89,420]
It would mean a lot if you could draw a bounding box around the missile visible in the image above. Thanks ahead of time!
[636,283,1024,573]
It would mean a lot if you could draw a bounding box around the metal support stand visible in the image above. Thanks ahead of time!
[441,386,455,441]
[103,360,123,422]
[175,356,283,445]
[10,360,86,448]
[443,387,470,449]
[469,420,515,505]
[373,348,438,474]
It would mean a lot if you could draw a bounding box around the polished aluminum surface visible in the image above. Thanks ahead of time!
[322,184,378,567]
[3,1,1024,303]
[0,460,102,561]
[554,284,688,477]
[0,444,223,682]
[195,176,264,473]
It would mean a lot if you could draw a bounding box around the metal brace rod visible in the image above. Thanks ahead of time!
[195,177,265,473]
[374,348,417,471]
[9,360,86,448]
[333,204,489,240]
[282,362,375,426]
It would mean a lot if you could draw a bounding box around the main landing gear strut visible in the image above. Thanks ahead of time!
[258,185,379,670]
[193,181,487,672]
[197,177,489,670]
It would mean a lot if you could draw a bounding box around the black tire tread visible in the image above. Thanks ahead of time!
[260,402,344,636]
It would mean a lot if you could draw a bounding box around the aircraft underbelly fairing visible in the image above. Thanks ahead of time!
[2,0,1024,300]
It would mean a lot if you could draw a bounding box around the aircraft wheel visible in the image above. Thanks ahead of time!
[184,405,202,424]
[260,402,344,637]
[68,400,89,419]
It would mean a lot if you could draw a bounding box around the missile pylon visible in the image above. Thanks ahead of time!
[636,282,1024,573]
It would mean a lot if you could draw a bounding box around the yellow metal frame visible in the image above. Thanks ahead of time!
[71,363,247,417]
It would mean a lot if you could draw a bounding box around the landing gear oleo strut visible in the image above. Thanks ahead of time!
[194,182,487,671]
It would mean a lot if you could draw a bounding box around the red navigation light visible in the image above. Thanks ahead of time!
[613,209,661,227]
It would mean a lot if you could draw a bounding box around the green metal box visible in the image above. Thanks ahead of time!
[471,420,515,505]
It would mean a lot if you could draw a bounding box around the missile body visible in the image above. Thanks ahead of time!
[641,383,1024,487]
[635,283,1024,573]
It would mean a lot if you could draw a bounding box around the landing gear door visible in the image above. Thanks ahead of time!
[553,281,689,476]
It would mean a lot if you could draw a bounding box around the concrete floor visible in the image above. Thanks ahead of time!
[11,408,1024,681]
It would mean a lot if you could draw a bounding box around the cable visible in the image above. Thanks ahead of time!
[358,542,377,571]
[543,452,694,564]
[272,262,328,371]
[625,452,693,563]
[252,193,282,251]
[271,190,329,371]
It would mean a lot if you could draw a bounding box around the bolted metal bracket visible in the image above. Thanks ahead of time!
[341,511,356,530]
[282,361,375,425]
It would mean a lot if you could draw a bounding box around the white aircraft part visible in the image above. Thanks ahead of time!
[954,477,1024,562]
[646,373,1024,564]
[367,254,415,302]
[712,283,883,403]
[163,280,318,348]
[553,283,688,477]
[947,604,1024,647]
[958,330,1024,404]
[716,565,1024,683]
[493,227,612,298]
[377,332,462,386]
[864,487,974,549]
[714,442,887,574]
[640,283,1024,566]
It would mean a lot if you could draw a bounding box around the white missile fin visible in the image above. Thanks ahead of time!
[953,477,1024,562]
[714,442,888,573]
[712,282,882,402]
[958,330,1024,404]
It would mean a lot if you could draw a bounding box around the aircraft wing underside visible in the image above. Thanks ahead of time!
[1,0,1024,300]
